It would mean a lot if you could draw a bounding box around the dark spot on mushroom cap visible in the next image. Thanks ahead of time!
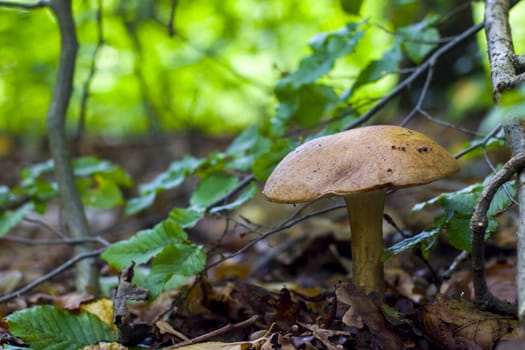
[417,146,429,153]
[391,145,396,149]
[387,168,392,172]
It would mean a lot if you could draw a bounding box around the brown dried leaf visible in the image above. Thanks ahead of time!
[418,294,518,349]
[336,282,404,349]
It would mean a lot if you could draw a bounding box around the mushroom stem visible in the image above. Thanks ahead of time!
[344,190,386,296]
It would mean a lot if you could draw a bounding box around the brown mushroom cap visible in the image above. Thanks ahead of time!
[262,125,460,203]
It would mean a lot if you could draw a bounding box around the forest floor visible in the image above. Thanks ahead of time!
[0,131,524,349]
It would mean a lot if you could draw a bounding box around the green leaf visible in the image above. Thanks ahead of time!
[274,82,339,129]
[226,125,260,155]
[0,202,34,237]
[488,180,515,216]
[22,178,58,201]
[446,216,471,252]
[81,176,124,209]
[282,23,363,88]
[252,138,296,181]
[350,41,403,94]
[7,305,116,350]
[125,155,205,215]
[226,127,272,171]
[190,173,240,210]
[73,156,132,187]
[209,181,258,213]
[382,228,440,261]
[0,186,12,207]
[125,192,156,216]
[340,0,363,15]
[20,160,54,187]
[168,207,203,228]
[144,244,206,298]
[101,219,188,269]
[398,15,440,63]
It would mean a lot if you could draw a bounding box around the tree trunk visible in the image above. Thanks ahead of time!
[46,0,99,294]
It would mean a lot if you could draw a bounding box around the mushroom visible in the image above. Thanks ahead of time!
[262,125,459,296]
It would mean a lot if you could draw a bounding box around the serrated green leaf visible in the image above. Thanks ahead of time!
[382,227,440,261]
[20,160,54,187]
[210,181,258,213]
[126,155,205,215]
[274,83,339,129]
[281,23,363,88]
[226,125,260,156]
[7,305,116,350]
[73,156,132,187]
[101,219,188,269]
[125,192,156,216]
[225,127,272,171]
[82,176,124,210]
[398,16,440,63]
[488,180,515,216]
[168,207,203,228]
[144,244,206,298]
[446,216,472,252]
[309,22,363,56]
[24,178,58,201]
[190,173,240,210]
[252,138,296,181]
[350,41,403,93]
[0,202,34,237]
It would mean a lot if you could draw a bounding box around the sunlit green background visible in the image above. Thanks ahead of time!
[0,0,473,141]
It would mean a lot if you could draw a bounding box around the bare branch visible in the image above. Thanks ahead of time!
[344,21,484,130]
[470,151,525,315]
[0,248,106,303]
[206,203,345,270]
[73,0,104,155]
[3,235,110,246]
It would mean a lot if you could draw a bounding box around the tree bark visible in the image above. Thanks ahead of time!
[46,0,99,294]
[474,0,525,318]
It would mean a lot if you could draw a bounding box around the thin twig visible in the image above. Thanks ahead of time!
[23,216,67,239]
[442,250,468,280]
[2,235,110,246]
[206,204,346,269]
[166,315,260,349]
[454,124,503,159]
[344,21,484,130]
[74,0,104,155]
[470,151,525,315]
[482,147,519,206]
[0,248,106,303]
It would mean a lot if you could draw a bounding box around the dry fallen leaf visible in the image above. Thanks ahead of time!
[419,294,519,349]
[81,298,115,330]
[82,342,128,350]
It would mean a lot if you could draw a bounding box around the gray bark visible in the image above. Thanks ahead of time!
[46,0,99,294]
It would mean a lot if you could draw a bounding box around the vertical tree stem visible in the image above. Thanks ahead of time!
[482,0,525,318]
[47,0,99,294]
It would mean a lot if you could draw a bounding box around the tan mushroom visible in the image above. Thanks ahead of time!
[262,125,459,296]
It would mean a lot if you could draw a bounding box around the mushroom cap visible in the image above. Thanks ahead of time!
[262,125,460,203]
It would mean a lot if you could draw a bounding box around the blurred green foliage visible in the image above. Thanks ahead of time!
[0,0,354,138]
[1,0,446,140]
